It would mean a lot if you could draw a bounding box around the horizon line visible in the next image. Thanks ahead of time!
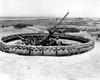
[0,16,100,18]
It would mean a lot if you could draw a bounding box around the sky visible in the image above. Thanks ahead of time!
[0,0,100,18]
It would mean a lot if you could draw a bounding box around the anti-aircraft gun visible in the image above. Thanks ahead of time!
[39,12,69,46]
[19,12,69,46]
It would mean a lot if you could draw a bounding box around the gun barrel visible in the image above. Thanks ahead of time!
[51,12,69,34]
[40,12,69,45]
[56,12,69,27]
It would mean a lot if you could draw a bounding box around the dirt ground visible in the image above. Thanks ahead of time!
[0,27,100,80]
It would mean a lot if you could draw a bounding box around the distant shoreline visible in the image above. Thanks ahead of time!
[0,17,100,21]
[0,17,53,20]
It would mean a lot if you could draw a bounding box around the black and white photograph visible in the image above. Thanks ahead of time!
[0,0,100,80]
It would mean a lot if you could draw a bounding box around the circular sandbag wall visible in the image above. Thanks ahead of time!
[0,33,94,56]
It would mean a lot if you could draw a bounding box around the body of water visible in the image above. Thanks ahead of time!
[0,17,54,20]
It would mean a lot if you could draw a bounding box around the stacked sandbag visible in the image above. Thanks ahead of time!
[0,33,94,56]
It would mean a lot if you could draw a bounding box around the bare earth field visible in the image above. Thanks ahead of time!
[0,18,100,80]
